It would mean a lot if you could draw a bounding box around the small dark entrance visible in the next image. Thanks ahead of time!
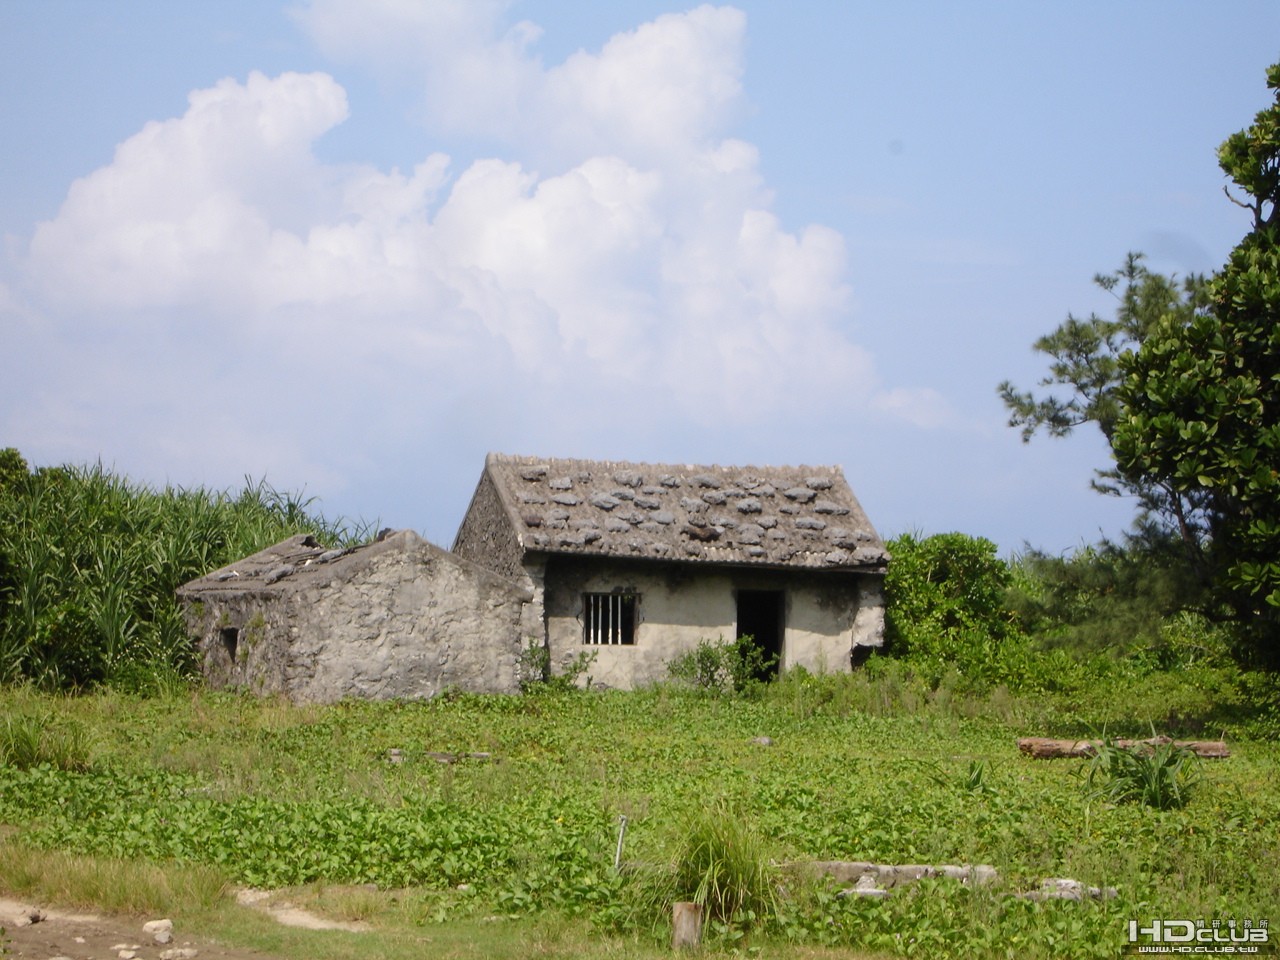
[736,590,783,680]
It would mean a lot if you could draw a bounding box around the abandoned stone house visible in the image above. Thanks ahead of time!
[178,453,888,701]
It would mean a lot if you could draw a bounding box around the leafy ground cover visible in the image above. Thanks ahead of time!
[1,673,1277,959]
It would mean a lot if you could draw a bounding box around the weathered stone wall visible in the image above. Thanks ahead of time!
[452,469,527,584]
[542,557,885,690]
[183,533,533,703]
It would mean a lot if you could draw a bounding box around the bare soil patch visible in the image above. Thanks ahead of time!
[1,896,284,960]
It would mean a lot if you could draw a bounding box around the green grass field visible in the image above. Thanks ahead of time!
[1,668,1277,959]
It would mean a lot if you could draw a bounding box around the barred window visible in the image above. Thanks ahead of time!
[583,593,637,645]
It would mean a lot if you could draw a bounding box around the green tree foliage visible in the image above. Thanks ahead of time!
[998,254,1212,544]
[0,451,366,690]
[884,532,1029,685]
[1008,536,1218,657]
[1113,62,1280,657]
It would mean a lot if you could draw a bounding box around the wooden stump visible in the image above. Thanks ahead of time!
[672,901,703,950]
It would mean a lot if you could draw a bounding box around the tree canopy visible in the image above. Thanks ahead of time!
[1113,62,1280,656]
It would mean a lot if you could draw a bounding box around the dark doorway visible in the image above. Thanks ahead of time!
[736,590,783,680]
[220,627,239,664]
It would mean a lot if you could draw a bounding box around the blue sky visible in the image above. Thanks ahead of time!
[2,1,1277,554]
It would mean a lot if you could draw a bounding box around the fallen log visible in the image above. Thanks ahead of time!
[1017,736,1229,759]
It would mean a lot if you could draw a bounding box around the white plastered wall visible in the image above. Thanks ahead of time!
[541,558,881,690]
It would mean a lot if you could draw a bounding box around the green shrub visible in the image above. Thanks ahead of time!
[666,636,775,695]
[517,640,597,693]
[884,532,1032,688]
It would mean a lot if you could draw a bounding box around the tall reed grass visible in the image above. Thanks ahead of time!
[0,451,369,691]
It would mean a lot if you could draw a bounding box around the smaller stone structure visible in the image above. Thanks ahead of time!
[178,530,535,702]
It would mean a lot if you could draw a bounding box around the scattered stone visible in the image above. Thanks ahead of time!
[736,498,762,514]
[522,514,542,527]
[550,493,580,506]
[813,499,850,515]
[520,466,548,481]
[160,949,199,960]
[144,919,174,937]
[634,495,662,510]
[605,519,631,533]
[702,490,726,505]
[14,908,45,927]
[589,493,621,511]
[387,748,404,764]
[658,474,681,487]
[795,517,827,530]
[692,473,722,489]
[749,736,774,746]
[1019,878,1119,902]
[548,476,573,490]
[264,564,295,584]
[613,470,644,488]
[683,524,720,542]
[840,875,889,898]
[805,476,834,490]
[782,487,817,503]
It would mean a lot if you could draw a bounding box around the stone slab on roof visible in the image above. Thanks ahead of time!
[177,529,534,600]
[482,453,888,571]
[176,531,407,598]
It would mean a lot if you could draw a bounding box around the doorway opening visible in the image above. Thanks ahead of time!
[735,590,783,681]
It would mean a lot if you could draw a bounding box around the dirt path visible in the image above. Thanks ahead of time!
[1,894,348,960]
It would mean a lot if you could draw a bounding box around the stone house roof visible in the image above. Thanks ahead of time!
[177,530,528,599]
[465,453,888,572]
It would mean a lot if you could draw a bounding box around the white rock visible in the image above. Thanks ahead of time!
[160,949,200,960]
[144,918,174,935]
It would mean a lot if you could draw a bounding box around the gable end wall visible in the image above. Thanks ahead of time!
[453,470,526,583]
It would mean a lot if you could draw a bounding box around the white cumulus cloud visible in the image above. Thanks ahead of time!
[3,1,949,533]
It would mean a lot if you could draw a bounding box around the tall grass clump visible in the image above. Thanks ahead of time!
[0,711,91,772]
[0,448,368,692]
[1083,739,1201,810]
[625,800,781,939]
